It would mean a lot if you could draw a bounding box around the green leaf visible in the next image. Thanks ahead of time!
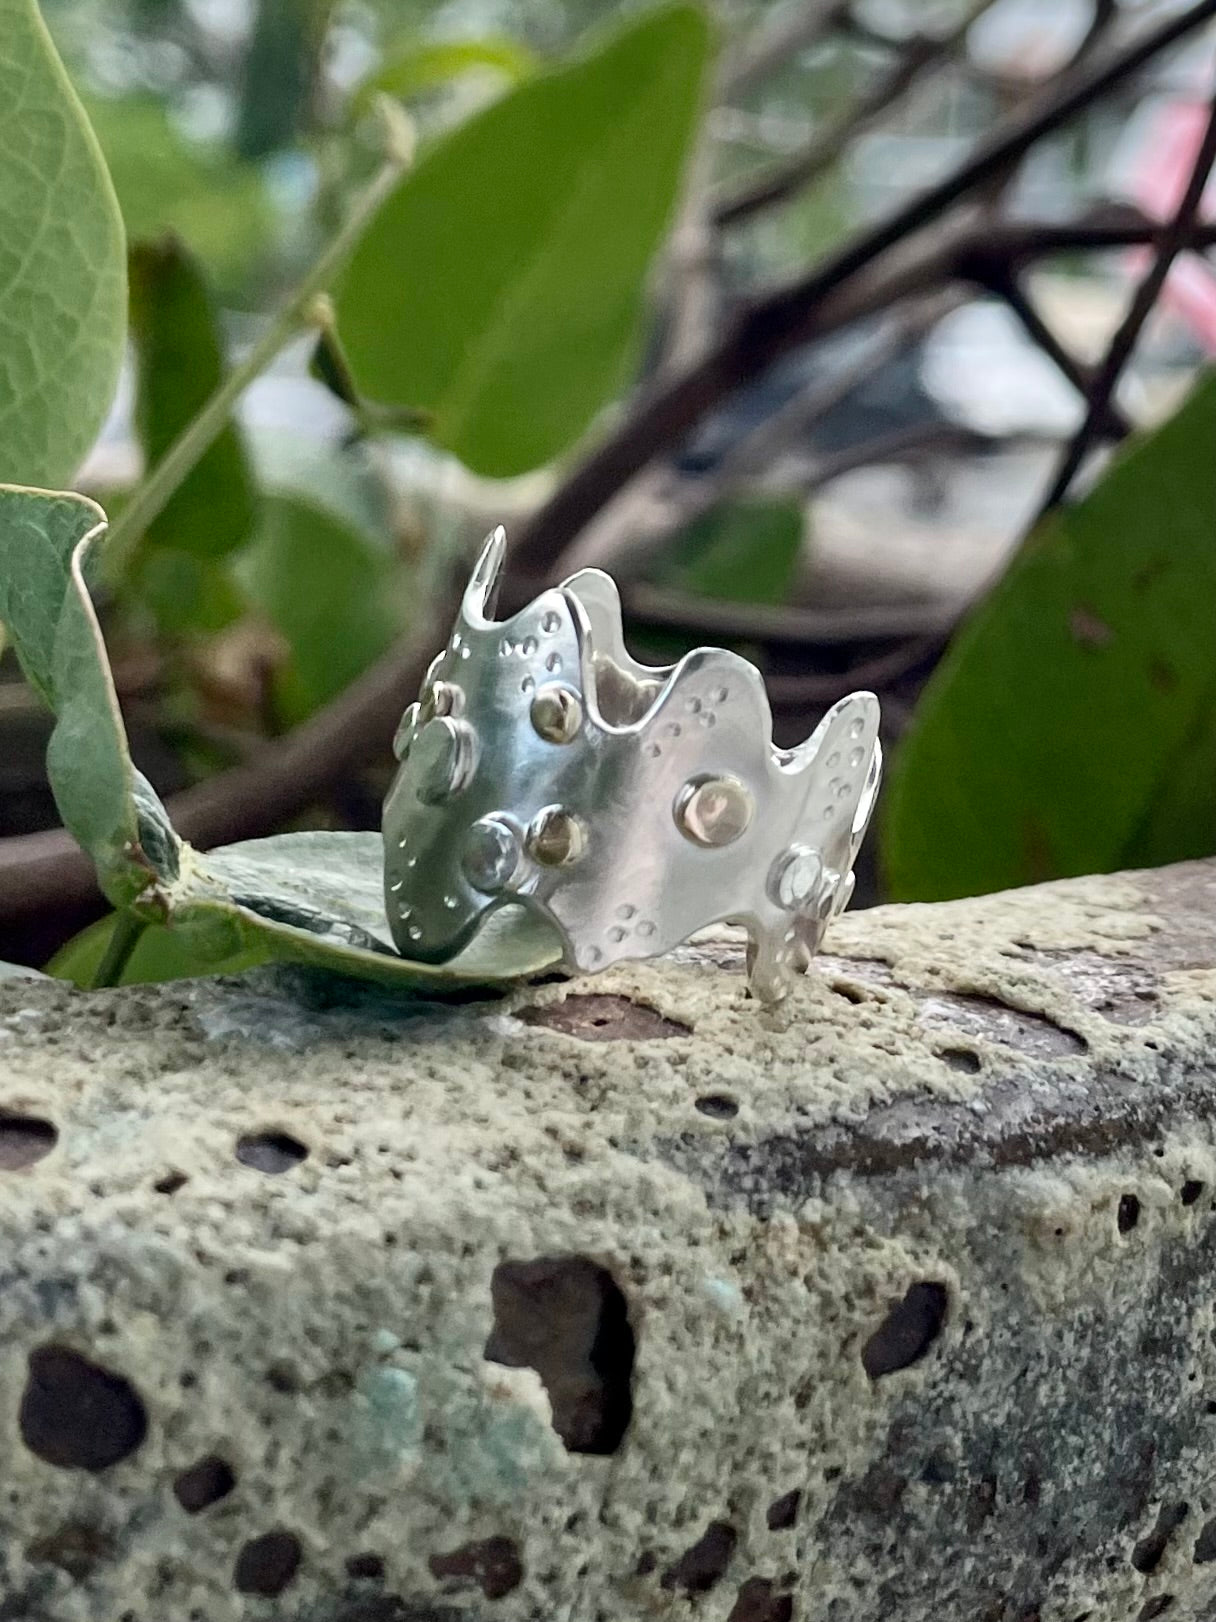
[128,235,258,563]
[332,3,712,477]
[651,496,805,604]
[354,34,539,112]
[0,0,126,486]
[237,494,404,725]
[884,371,1216,901]
[4,487,561,990]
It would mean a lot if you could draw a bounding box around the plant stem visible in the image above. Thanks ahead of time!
[104,150,408,569]
[90,911,147,989]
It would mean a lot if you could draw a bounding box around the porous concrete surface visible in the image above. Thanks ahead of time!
[1,862,1215,1622]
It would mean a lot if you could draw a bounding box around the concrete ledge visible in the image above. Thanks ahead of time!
[0,861,1214,1621]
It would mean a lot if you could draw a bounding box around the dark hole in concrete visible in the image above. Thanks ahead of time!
[833,984,867,1005]
[1193,1518,1216,1562]
[1118,1194,1142,1234]
[861,1282,948,1378]
[766,1490,800,1531]
[938,1047,981,1074]
[484,1254,635,1454]
[518,995,689,1042]
[173,1454,236,1513]
[154,1171,188,1195]
[636,1551,657,1576]
[235,1131,308,1173]
[25,1521,114,1580]
[1139,1598,1174,1621]
[0,1113,57,1170]
[20,1346,148,1471]
[696,1094,739,1120]
[662,1521,737,1594]
[727,1577,793,1622]
[1132,1501,1188,1573]
[1182,1180,1205,1206]
[428,1536,523,1600]
[265,1360,300,1394]
[233,1530,302,1596]
[345,1553,385,1581]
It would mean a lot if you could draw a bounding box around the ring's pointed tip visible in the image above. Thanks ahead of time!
[476,525,507,579]
[466,526,508,617]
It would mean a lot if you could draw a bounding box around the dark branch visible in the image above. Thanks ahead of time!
[1039,85,1216,513]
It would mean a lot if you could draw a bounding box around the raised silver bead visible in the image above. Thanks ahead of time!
[769,845,823,912]
[392,701,420,762]
[461,816,523,892]
[412,717,476,805]
[530,684,583,745]
[674,775,754,849]
[527,805,587,867]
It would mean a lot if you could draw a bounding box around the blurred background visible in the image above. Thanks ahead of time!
[6,0,1216,971]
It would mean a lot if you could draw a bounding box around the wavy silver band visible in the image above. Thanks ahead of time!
[382,529,882,1002]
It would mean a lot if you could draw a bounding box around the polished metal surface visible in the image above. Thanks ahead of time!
[382,528,882,1002]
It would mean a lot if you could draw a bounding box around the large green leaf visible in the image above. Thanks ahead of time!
[3,486,561,990]
[128,235,258,563]
[651,496,805,604]
[332,4,711,477]
[0,0,126,485]
[237,493,404,725]
[884,371,1216,901]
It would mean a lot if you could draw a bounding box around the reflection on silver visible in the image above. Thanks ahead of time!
[382,528,883,1003]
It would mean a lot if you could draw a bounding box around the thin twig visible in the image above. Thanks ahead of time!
[715,0,1003,228]
[1038,86,1216,514]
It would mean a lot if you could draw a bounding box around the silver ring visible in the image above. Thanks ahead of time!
[382,528,882,1003]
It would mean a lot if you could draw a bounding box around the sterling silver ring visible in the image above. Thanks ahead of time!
[382,528,882,1003]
